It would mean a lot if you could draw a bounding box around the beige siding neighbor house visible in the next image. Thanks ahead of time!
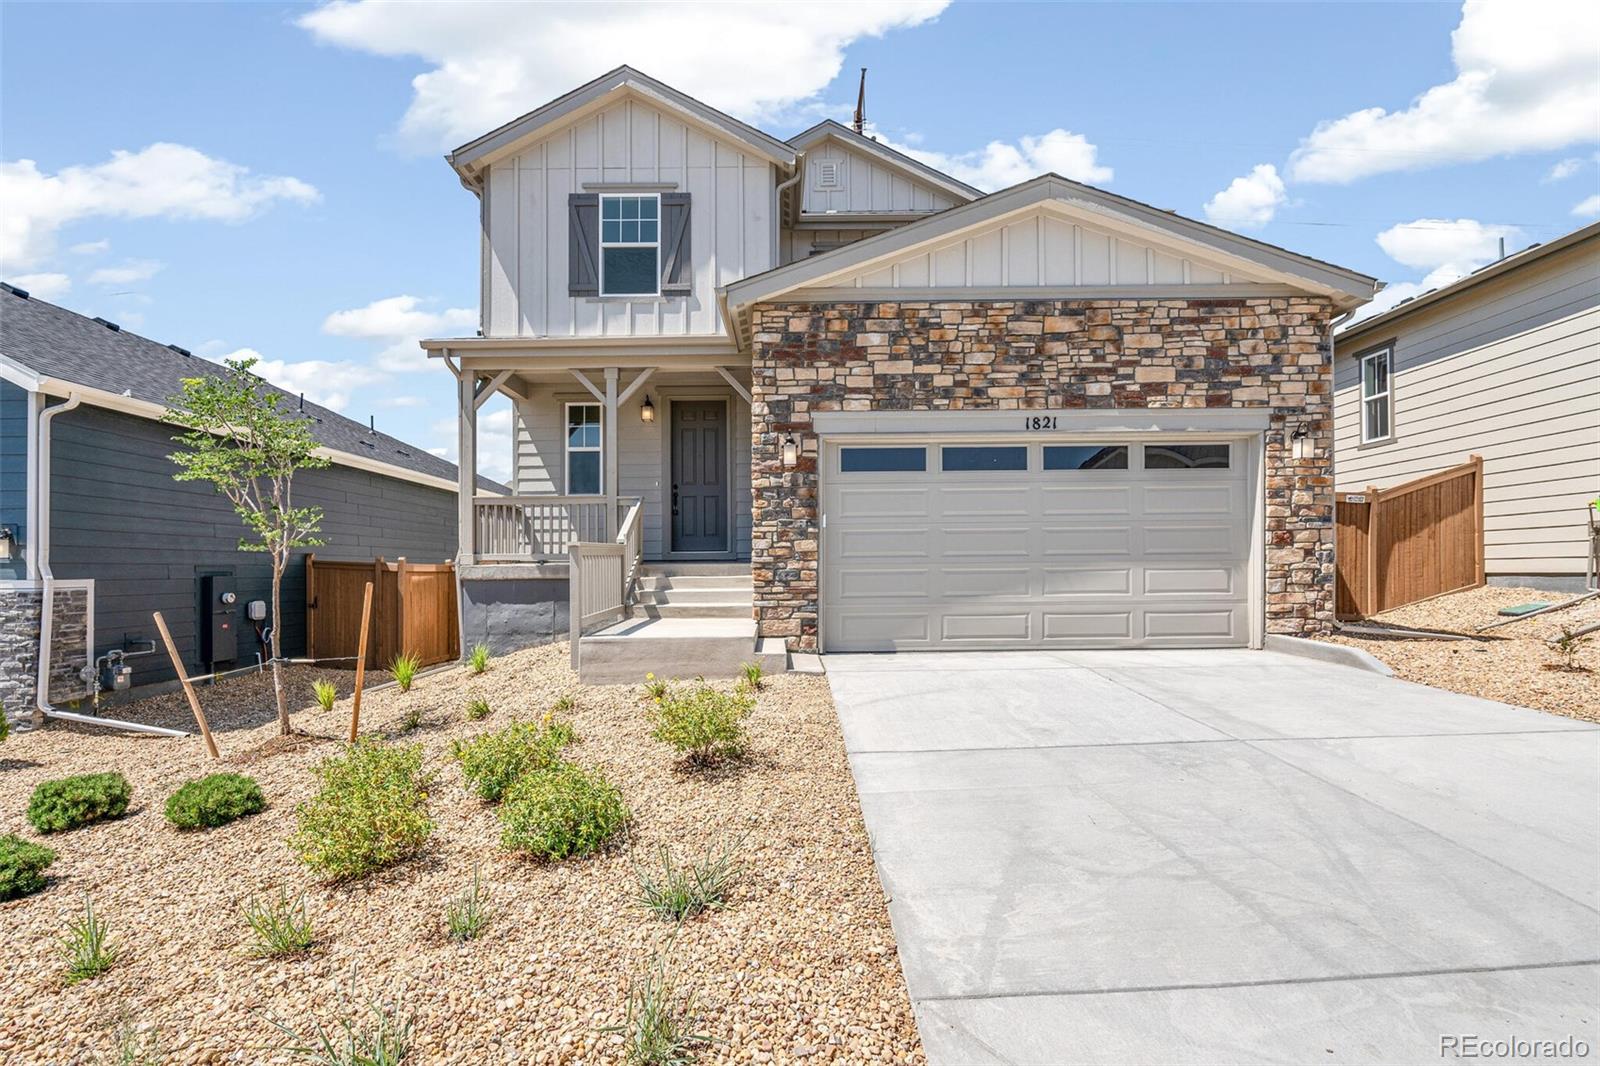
[426,66,1378,679]
[1334,222,1600,592]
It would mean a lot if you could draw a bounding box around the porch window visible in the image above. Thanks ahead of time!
[599,194,659,296]
[565,402,602,495]
[1360,347,1392,442]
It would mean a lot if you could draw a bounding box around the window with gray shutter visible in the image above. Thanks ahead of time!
[568,194,600,297]
[659,193,691,296]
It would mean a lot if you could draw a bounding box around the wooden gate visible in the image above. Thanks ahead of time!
[1335,456,1484,619]
[306,556,459,668]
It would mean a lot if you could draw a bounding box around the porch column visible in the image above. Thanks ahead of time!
[604,366,619,539]
[457,367,477,565]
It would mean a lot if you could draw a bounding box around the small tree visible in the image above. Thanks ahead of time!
[166,357,329,734]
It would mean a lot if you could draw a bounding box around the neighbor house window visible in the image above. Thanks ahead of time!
[1044,445,1128,471]
[1360,347,1392,442]
[599,194,659,296]
[565,403,602,494]
[1144,443,1231,469]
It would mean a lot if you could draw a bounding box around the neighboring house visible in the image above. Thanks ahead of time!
[0,285,501,721]
[424,66,1378,673]
[1334,221,1600,593]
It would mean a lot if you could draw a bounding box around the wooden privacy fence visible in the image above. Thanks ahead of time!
[307,556,459,669]
[1335,455,1484,619]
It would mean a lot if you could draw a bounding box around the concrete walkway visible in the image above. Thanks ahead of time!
[825,649,1600,1065]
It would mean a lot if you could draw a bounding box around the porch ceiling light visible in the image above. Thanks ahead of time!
[782,433,798,467]
[640,395,656,424]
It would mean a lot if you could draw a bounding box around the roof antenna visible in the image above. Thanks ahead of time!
[852,67,867,135]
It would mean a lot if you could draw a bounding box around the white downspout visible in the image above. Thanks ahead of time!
[32,392,186,737]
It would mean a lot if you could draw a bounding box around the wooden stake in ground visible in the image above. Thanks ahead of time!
[153,610,220,760]
[349,580,374,743]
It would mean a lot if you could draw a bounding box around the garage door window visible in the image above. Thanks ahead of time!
[840,447,926,473]
[1144,443,1230,469]
[1044,445,1128,471]
[942,446,1028,472]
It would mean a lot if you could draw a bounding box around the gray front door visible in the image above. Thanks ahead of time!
[671,401,727,553]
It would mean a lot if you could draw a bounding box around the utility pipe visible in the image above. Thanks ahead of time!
[31,391,187,738]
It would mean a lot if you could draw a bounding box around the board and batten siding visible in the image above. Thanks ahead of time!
[822,207,1266,291]
[0,380,28,579]
[511,375,752,560]
[1333,236,1600,579]
[483,96,776,338]
[46,404,460,688]
[799,137,958,216]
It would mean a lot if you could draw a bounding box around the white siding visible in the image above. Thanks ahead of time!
[512,376,752,559]
[825,208,1268,290]
[483,97,776,338]
[779,227,890,265]
[1333,238,1600,577]
[799,138,958,216]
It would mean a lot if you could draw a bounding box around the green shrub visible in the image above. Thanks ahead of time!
[634,838,742,922]
[390,652,420,692]
[449,717,574,802]
[102,1010,164,1066]
[499,763,627,860]
[0,834,57,900]
[268,993,414,1065]
[62,895,117,984]
[467,643,490,675]
[646,684,753,765]
[601,955,715,1065]
[397,706,423,734]
[243,890,316,957]
[551,694,576,715]
[739,661,764,691]
[465,699,491,721]
[313,679,339,712]
[290,741,433,881]
[27,772,132,833]
[444,867,492,942]
[165,773,265,830]
[641,674,668,703]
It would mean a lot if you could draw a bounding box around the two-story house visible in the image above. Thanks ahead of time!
[425,67,1378,680]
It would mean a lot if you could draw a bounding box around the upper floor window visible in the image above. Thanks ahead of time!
[1360,347,1392,443]
[599,194,659,296]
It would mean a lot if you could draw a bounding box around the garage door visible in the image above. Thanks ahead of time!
[821,437,1255,651]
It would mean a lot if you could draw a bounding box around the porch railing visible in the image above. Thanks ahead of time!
[473,495,615,560]
[568,497,646,667]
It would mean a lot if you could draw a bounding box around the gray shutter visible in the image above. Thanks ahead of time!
[659,193,692,296]
[568,194,599,297]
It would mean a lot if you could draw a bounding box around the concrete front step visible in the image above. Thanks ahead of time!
[636,586,753,606]
[635,602,752,619]
[637,574,753,592]
[578,617,784,684]
[640,562,751,577]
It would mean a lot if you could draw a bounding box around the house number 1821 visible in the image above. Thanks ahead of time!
[1023,415,1059,430]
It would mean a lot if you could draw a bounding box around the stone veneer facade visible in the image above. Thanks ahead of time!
[749,297,1337,651]
[0,583,92,724]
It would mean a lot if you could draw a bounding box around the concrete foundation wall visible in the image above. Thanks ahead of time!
[459,571,569,655]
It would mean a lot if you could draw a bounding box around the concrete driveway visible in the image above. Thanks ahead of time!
[825,649,1600,1065]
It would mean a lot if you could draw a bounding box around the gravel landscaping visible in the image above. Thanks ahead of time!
[0,644,923,1064]
[1322,585,1600,722]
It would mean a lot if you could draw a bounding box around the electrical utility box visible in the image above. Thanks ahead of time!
[199,574,238,666]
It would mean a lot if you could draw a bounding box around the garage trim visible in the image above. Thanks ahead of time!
[816,425,1267,652]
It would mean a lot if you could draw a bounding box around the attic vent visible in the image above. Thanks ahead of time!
[814,159,843,191]
[92,316,121,332]
[166,343,192,357]
[0,282,29,299]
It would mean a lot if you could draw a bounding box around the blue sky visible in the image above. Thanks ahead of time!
[4,1,1597,480]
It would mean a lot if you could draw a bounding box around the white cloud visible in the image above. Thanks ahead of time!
[299,1,949,150]
[6,272,71,300]
[1572,194,1600,218]
[213,346,377,414]
[1202,164,1287,229]
[1288,1,1600,184]
[0,143,319,271]
[1348,218,1525,324]
[321,294,476,372]
[378,395,426,409]
[69,239,111,255]
[1544,158,1584,182]
[429,402,513,483]
[882,127,1112,191]
[88,258,162,286]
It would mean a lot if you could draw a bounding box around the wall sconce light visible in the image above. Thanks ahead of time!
[639,395,655,424]
[0,525,14,561]
[1290,426,1310,462]
[782,433,799,467]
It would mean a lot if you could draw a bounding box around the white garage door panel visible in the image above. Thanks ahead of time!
[822,437,1256,651]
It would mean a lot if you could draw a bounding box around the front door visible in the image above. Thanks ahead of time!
[670,400,728,553]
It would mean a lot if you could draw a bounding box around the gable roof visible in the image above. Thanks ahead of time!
[722,173,1379,341]
[1336,220,1600,347]
[0,285,506,495]
[447,65,796,184]
[786,120,982,203]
